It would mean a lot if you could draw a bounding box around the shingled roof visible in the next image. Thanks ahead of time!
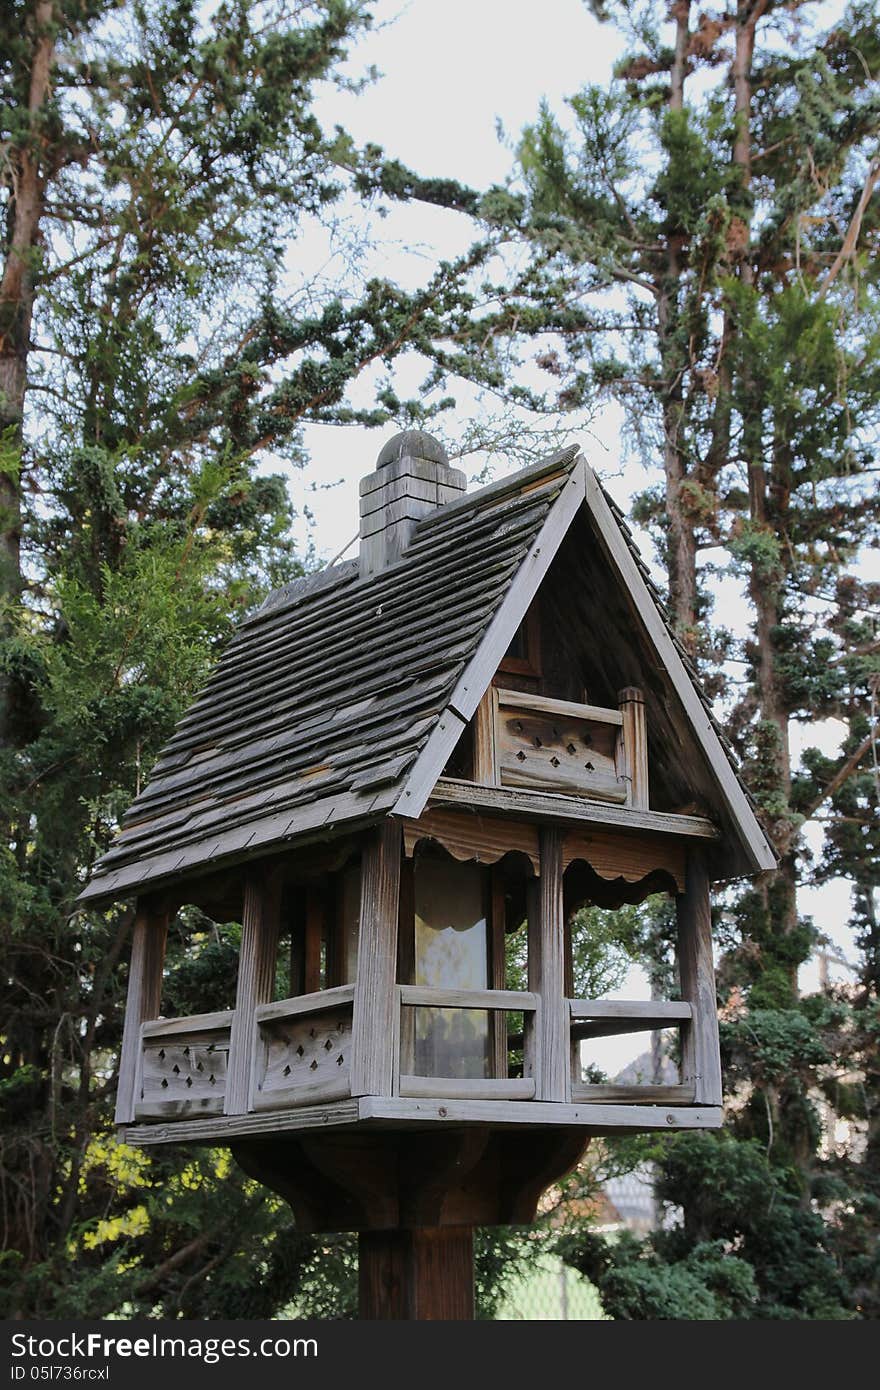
[80,447,583,903]
[80,441,775,907]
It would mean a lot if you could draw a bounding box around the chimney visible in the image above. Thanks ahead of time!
[359,430,467,577]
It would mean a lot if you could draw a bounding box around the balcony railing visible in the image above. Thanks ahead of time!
[568,998,695,1105]
[132,989,703,1121]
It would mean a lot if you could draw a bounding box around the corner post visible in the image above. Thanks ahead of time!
[225,870,282,1115]
[677,851,723,1106]
[351,820,402,1097]
[529,826,569,1102]
[115,899,169,1125]
[617,686,649,809]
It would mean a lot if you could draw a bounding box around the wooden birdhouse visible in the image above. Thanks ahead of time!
[82,431,775,1318]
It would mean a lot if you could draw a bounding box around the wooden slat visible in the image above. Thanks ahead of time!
[571,1083,697,1104]
[530,827,569,1102]
[121,1094,721,1146]
[618,686,649,810]
[569,999,692,1020]
[398,1076,536,1100]
[497,688,623,726]
[561,826,686,891]
[402,806,540,874]
[224,872,281,1115]
[677,852,723,1106]
[124,1098,363,1145]
[141,1009,234,1038]
[359,1096,721,1131]
[252,1076,352,1112]
[490,865,507,1078]
[472,687,498,784]
[430,778,720,841]
[115,903,169,1125]
[350,821,402,1097]
[254,984,355,1024]
[398,986,537,1011]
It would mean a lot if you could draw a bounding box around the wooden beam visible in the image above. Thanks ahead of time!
[529,827,569,1102]
[398,985,536,1011]
[224,871,281,1115]
[115,901,169,1125]
[497,688,623,726]
[123,1094,723,1146]
[397,1076,536,1101]
[677,852,723,1106]
[350,821,402,1097]
[472,687,498,784]
[359,1227,475,1320]
[617,686,649,810]
[429,777,720,840]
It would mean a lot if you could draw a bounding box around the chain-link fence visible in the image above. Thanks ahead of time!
[494,1254,605,1320]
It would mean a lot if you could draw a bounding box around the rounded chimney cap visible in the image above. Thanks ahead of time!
[376,429,449,469]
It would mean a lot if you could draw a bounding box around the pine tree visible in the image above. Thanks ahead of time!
[363,0,879,1315]
[0,0,489,1316]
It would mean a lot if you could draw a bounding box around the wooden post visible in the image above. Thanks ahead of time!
[351,820,402,1097]
[115,900,168,1124]
[677,852,723,1106]
[225,871,281,1115]
[617,686,649,809]
[529,827,569,1102]
[472,687,498,784]
[359,1227,474,1319]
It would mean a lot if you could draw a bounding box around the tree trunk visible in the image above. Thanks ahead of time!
[0,0,55,744]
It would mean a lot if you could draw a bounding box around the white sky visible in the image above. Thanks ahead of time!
[274,0,862,1059]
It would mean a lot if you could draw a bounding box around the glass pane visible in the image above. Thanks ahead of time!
[413,858,490,1079]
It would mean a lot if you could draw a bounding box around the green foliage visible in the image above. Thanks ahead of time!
[557,1131,852,1318]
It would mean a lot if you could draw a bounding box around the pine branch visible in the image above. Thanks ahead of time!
[800,730,875,825]
[818,154,880,298]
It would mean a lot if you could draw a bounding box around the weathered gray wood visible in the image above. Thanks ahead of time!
[570,1083,697,1104]
[350,821,402,1097]
[617,686,649,810]
[252,1075,352,1111]
[472,687,498,784]
[398,1076,536,1101]
[141,1009,234,1038]
[402,807,541,874]
[498,688,623,726]
[254,984,355,1024]
[430,777,720,840]
[569,999,692,1021]
[359,1096,722,1131]
[530,827,569,1102]
[115,903,169,1124]
[393,710,467,819]
[254,1005,352,1110]
[398,985,537,1011]
[134,1096,226,1121]
[583,465,776,871]
[139,1028,229,1116]
[677,852,723,1106]
[123,1094,721,1146]
[224,872,281,1115]
[123,1098,363,1144]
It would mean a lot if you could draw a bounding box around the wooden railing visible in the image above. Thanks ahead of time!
[136,1010,233,1120]
[395,985,538,1101]
[568,998,696,1104]
[251,984,354,1111]
[473,686,649,809]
